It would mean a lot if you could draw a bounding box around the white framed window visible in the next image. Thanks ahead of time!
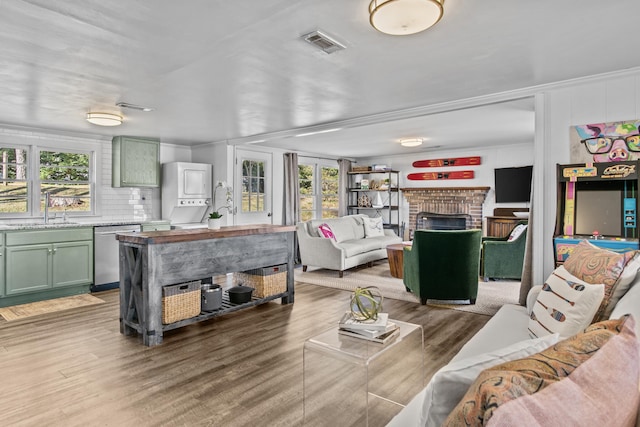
[0,145,29,214]
[38,149,92,214]
[299,159,339,221]
[0,143,96,218]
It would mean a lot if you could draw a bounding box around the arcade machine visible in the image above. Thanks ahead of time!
[554,161,640,266]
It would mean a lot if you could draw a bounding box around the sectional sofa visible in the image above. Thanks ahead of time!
[297,214,402,277]
[388,239,640,426]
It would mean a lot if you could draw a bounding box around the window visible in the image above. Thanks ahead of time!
[39,150,91,213]
[0,147,29,213]
[241,159,265,212]
[0,145,94,217]
[298,161,339,221]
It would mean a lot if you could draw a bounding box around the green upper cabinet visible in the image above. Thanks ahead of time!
[112,136,160,187]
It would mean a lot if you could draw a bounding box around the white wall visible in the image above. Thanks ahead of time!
[359,142,534,234]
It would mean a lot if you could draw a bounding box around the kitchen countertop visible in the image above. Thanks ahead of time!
[117,224,296,245]
[0,219,171,231]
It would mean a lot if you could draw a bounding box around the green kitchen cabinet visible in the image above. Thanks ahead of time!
[2,228,93,306]
[6,244,51,294]
[112,136,160,187]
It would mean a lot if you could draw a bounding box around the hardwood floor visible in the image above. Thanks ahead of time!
[0,282,490,426]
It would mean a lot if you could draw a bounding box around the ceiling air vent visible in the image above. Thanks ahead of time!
[301,30,346,54]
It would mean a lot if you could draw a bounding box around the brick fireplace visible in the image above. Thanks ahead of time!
[402,187,490,236]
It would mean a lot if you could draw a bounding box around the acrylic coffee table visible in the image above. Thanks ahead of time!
[303,319,424,426]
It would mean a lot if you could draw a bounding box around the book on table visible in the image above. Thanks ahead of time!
[338,312,389,331]
[338,311,399,343]
[338,325,400,344]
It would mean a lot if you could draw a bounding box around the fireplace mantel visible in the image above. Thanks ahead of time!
[402,187,490,235]
[400,186,490,192]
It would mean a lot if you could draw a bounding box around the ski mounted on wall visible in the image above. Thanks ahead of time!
[412,156,481,168]
[407,171,475,181]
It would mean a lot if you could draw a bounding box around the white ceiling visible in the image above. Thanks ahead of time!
[1,1,639,158]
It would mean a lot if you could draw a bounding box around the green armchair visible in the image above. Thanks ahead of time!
[403,229,482,305]
[481,221,528,281]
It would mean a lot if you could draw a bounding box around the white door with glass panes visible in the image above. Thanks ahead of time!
[234,149,272,225]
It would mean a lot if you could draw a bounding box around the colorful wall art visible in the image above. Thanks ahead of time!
[570,119,640,163]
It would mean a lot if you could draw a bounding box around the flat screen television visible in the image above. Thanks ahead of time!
[574,180,623,237]
[494,166,533,203]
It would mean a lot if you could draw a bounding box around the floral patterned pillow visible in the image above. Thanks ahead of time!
[443,315,638,427]
[563,240,638,322]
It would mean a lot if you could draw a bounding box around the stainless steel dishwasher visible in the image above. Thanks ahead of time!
[93,224,141,291]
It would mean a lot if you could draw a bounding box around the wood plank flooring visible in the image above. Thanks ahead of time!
[0,282,490,426]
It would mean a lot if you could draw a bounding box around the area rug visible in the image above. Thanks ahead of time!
[294,261,521,316]
[0,294,105,321]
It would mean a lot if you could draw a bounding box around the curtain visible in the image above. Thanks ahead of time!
[283,152,300,262]
[519,178,535,306]
[337,159,351,217]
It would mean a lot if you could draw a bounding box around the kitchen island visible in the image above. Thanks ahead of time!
[117,224,296,346]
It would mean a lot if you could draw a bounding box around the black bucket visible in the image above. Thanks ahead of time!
[201,283,222,311]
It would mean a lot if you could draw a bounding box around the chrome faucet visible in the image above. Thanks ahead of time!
[44,192,50,224]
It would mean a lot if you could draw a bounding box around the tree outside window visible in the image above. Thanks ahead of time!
[298,162,338,220]
[39,150,91,213]
[242,159,265,212]
[0,146,94,216]
[0,147,28,213]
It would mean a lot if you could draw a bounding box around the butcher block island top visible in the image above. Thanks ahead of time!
[117,224,296,346]
[116,223,296,245]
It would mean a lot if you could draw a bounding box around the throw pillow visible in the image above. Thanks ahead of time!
[525,285,542,315]
[507,224,527,242]
[528,266,604,339]
[419,333,559,427]
[363,217,385,238]
[563,240,638,322]
[443,315,639,427]
[317,223,336,241]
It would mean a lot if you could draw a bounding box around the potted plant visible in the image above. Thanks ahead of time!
[208,181,233,229]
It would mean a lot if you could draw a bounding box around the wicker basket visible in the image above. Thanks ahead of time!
[162,280,201,324]
[236,265,287,298]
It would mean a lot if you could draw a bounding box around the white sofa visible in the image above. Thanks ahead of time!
[388,266,640,426]
[297,214,402,277]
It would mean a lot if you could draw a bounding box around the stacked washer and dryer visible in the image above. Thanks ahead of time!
[161,162,213,229]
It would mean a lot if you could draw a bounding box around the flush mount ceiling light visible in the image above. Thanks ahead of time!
[369,0,444,36]
[399,137,423,147]
[86,112,122,126]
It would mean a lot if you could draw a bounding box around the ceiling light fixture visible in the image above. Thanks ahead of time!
[116,102,154,112]
[86,112,123,126]
[369,0,444,36]
[399,137,423,147]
